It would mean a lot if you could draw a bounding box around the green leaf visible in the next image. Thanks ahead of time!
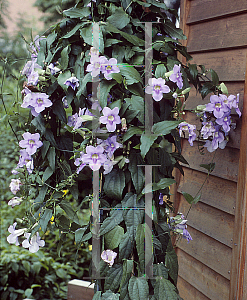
[128,277,149,300]
[129,152,145,194]
[152,120,180,136]
[220,82,228,94]
[76,72,92,98]
[120,260,133,300]
[42,166,53,182]
[140,133,158,158]
[105,38,122,47]
[47,147,56,172]
[63,7,91,18]
[154,277,178,300]
[56,268,67,279]
[104,169,125,200]
[105,225,124,249]
[102,290,120,300]
[100,205,124,236]
[193,193,201,204]
[119,230,134,260]
[52,99,67,123]
[57,70,72,90]
[155,64,167,78]
[135,224,145,274]
[153,263,169,279]
[39,208,53,232]
[107,7,130,29]
[200,162,215,173]
[62,23,83,39]
[105,264,123,292]
[80,25,95,45]
[125,95,144,124]
[119,65,142,85]
[111,73,123,83]
[60,45,69,69]
[98,80,117,108]
[59,200,80,224]
[122,126,143,142]
[181,192,194,204]
[75,227,87,244]
[210,68,219,86]
[165,239,178,285]
[41,140,50,159]
[24,288,33,298]
[92,291,102,300]
[22,261,31,274]
[163,19,187,40]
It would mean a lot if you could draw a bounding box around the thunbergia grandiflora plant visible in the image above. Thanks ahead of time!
[5,0,241,298]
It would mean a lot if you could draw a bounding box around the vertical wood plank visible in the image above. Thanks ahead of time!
[178,0,191,63]
[230,53,247,300]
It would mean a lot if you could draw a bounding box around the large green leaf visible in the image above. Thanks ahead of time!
[128,277,149,300]
[52,99,67,123]
[100,205,124,236]
[154,277,178,300]
[120,260,133,300]
[75,227,87,244]
[107,7,130,29]
[119,230,134,260]
[125,95,144,124]
[59,200,80,224]
[39,209,53,232]
[165,239,178,285]
[119,65,142,85]
[62,23,83,39]
[60,45,70,69]
[47,147,55,172]
[105,264,123,292]
[129,152,145,194]
[163,19,187,40]
[102,290,120,300]
[155,64,167,78]
[57,70,72,90]
[152,120,180,136]
[105,225,124,249]
[122,126,143,142]
[135,224,145,274]
[92,291,102,300]
[63,7,91,18]
[42,166,53,182]
[103,169,125,200]
[140,133,158,158]
[142,178,176,194]
[98,80,117,108]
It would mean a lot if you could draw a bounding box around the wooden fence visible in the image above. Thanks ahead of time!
[173,0,247,299]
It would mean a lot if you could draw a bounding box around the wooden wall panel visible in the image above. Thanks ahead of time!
[181,140,239,182]
[177,276,210,300]
[188,14,247,52]
[187,0,247,24]
[177,197,234,247]
[190,49,247,81]
[177,249,230,299]
[178,167,237,215]
[177,226,232,279]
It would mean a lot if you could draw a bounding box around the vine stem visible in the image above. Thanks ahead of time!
[0,59,19,142]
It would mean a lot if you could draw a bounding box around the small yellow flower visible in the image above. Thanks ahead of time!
[50,215,54,224]
[63,190,69,196]
[88,245,92,251]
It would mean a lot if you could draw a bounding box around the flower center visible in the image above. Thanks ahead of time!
[106,65,112,70]
[224,117,228,122]
[95,62,100,68]
[29,139,35,145]
[215,103,221,108]
[92,154,98,160]
[37,98,43,104]
[108,115,114,121]
[215,132,219,137]
[154,85,161,91]
[182,125,188,130]
[206,124,211,128]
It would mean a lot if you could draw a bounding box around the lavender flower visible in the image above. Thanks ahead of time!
[200,121,216,139]
[12,149,34,175]
[169,64,183,89]
[22,232,45,253]
[100,135,122,158]
[205,95,229,118]
[8,197,22,208]
[174,219,192,243]
[48,63,60,75]
[80,145,107,171]
[30,35,45,59]
[29,92,53,115]
[216,113,231,132]
[159,193,164,205]
[27,70,39,85]
[74,152,86,174]
[178,122,197,146]
[101,249,117,267]
[100,58,120,80]
[204,126,225,152]
[64,76,79,90]
[62,96,69,109]
[9,179,22,195]
[228,93,241,117]
[182,229,193,243]
[89,46,99,57]
[145,78,170,101]
[99,107,121,132]
[67,113,79,127]
[103,159,114,175]
[86,55,108,77]
[19,132,43,155]
[7,222,26,246]
[22,61,42,77]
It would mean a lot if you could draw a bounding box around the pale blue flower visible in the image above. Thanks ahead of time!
[201,121,216,139]
[80,145,107,171]
[86,55,108,77]
[101,249,117,266]
[169,64,183,89]
[216,113,231,132]
[8,197,22,208]
[19,132,43,155]
[206,95,229,118]
[145,77,170,101]
[7,222,26,246]
[22,232,45,253]
[64,76,79,90]
[100,58,120,80]
[9,179,22,195]
[99,107,121,132]
[178,122,196,146]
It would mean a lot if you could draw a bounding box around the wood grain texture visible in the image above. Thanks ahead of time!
[181,139,239,182]
[230,54,247,300]
[187,0,247,24]
[177,195,234,247]
[183,111,242,150]
[177,226,232,279]
[187,14,247,53]
[178,0,190,63]
[178,167,237,215]
[67,280,94,300]
[184,82,244,112]
[177,249,230,300]
[190,49,247,82]
[177,276,210,300]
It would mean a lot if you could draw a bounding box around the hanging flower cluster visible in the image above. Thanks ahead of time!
[169,213,192,243]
